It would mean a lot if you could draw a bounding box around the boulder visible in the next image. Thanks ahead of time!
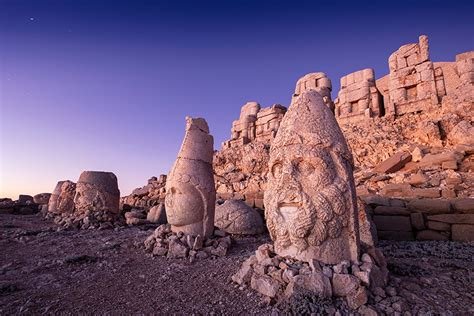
[33,193,51,205]
[250,275,281,298]
[147,203,167,224]
[18,195,34,204]
[284,272,332,299]
[215,199,264,235]
[332,274,360,297]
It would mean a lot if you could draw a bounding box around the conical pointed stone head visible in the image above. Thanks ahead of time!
[264,90,360,264]
[165,117,216,238]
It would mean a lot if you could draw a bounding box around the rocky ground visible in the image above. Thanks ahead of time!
[1,213,473,315]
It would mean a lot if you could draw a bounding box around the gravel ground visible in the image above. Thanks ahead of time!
[1,213,473,315]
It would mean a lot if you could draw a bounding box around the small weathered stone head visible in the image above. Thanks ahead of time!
[48,180,76,214]
[73,171,120,215]
[165,117,216,238]
[264,91,360,264]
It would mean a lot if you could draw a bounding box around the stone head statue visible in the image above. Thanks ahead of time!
[73,171,120,215]
[264,90,360,264]
[165,117,216,238]
[48,180,76,214]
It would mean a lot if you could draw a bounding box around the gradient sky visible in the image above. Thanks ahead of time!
[1,0,473,199]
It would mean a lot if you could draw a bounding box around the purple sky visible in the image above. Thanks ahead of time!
[1,0,473,199]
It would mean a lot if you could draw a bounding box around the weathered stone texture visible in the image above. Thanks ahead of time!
[223,102,286,149]
[387,35,444,116]
[165,117,216,238]
[215,199,264,235]
[264,90,360,264]
[74,171,120,215]
[335,69,383,124]
[294,72,335,113]
[48,180,76,214]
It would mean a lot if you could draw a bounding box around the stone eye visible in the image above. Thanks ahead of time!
[296,160,315,175]
[271,162,282,178]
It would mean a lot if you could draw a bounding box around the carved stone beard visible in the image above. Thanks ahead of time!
[264,146,352,258]
[266,177,350,254]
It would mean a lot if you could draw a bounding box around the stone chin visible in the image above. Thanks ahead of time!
[165,181,204,228]
[274,230,355,265]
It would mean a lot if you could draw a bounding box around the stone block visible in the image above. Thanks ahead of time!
[373,215,412,231]
[442,160,458,170]
[332,274,360,297]
[373,206,410,215]
[408,199,451,214]
[377,231,415,241]
[412,188,441,198]
[452,198,474,213]
[427,214,474,225]
[426,220,450,231]
[410,213,425,230]
[451,224,474,242]
[374,151,412,174]
[380,184,413,198]
[416,230,449,241]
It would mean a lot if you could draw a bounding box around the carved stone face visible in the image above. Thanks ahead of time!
[165,181,203,226]
[263,90,360,264]
[266,144,349,252]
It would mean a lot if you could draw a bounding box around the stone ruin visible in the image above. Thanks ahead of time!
[120,174,167,210]
[294,72,335,113]
[222,102,286,149]
[233,91,388,309]
[144,117,232,260]
[386,35,445,115]
[0,193,51,215]
[43,171,121,229]
[333,35,473,123]
[334,68,384,124]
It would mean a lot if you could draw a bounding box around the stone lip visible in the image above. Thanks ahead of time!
[77,171,120,195]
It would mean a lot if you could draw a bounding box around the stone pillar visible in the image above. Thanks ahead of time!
[165,117,216,238]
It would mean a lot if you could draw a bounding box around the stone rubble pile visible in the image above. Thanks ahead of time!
[232,244,391,311]
[144,224,232,262]
[120,175,167,211]
[0,194,49,215]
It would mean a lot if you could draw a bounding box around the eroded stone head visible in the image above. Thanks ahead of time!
[74,171,120,215]
[264,91,360,264]
[165,116,216,238]
[48,180,76,214]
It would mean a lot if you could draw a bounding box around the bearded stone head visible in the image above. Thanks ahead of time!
[264,90,360,264]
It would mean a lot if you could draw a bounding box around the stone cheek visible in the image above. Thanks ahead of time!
[165,180,204,227]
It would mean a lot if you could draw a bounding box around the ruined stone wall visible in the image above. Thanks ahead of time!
[335,68,383,124]
[222,102,286,149]
[294,72,335,112]
[361,195,474,242]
